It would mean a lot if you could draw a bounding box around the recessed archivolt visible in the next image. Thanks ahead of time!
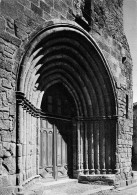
[17,21,117,118]
[37,79,82,117]
[37,73,89,117]
[26,51,100,116]
[27,58,98,117]
[20,48,42,92]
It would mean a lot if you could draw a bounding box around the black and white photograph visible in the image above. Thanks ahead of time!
[0,0,137,194]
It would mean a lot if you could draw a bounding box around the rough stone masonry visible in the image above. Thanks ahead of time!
[0,0,133,195]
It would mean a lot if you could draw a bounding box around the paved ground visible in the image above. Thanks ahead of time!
[24,179,113,195]
[100,185,137,195]
[23,178,137,195]
[42,184,137,195]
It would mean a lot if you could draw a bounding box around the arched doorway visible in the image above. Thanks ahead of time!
[16,20,118,186]
[39,83,77,179]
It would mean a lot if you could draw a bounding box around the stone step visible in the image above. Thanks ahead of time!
[78,174,116,186]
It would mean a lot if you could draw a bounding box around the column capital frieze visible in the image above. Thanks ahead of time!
[16,91,41,116]
[75,115,118,121]
[16,91,25,105]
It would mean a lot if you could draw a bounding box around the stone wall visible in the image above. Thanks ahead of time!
[0,0,133,194]
[133,103,137,165]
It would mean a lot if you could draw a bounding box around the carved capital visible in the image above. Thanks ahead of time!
[16,91,25,105]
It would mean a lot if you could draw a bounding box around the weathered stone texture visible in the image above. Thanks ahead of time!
[133,104,137,165]
[0,175,15,195]
[0,0,133,193]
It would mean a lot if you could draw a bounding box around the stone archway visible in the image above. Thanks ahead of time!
[16,20,118,186]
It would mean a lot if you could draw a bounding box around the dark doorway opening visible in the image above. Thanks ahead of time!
[39,83,77,180]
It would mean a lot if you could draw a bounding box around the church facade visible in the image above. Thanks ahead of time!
[0,0,133,194]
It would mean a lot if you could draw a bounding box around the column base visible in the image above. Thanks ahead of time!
[89,169,95,175]
[84,169,89,175]
[107,169,112,174]
[16,185,24,195]
[73,169,83,178]
[101,169,106,174]
[114,169,120,174]
[95,169,100,174]
[16,192,24,195]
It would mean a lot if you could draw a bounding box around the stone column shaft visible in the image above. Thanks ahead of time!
[33,115,37,175]
[37,116,41,175]
[84,121,89,174]
[77,121,81,174]
[30,114,33,176]
[26,110,29,177]
[80,121,84,172]
[105,120,112,174]
[72,121,77,177]
[100,120,106,174]
[16,103,23,186]
[89,121,95,174]
[28,112,31,174]
[18,104,23,144]
[94,121,100,174]
[22,107,26,180]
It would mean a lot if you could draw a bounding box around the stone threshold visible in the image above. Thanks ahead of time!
[78,174,116,186]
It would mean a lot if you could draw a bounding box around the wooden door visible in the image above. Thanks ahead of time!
[39,119,54,179]
[39,118,72,180]
[54,123,68,179]
[55,120,73,179]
